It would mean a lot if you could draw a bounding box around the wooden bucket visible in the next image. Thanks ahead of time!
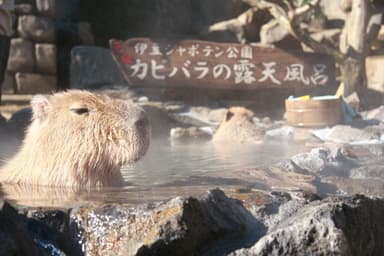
[285,97,342,127]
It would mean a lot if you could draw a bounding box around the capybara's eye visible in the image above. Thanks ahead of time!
[70,107,90,115]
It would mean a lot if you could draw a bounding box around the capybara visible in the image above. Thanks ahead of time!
[0,90,150,188]
[212,106,264,143]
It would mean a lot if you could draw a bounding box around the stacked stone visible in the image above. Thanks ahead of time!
[4,0,56,94]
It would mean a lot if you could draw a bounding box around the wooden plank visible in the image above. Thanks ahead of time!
[110,38,336,89]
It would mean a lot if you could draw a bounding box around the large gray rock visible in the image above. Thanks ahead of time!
[35,43,56,74]
[15,72,56,93]
[291,147,330,174]
[264,126,294,141]
[69,189,255,256]
[231,195,384,256]
[312,125,382,144]
[18,15,55,43]
[1,189,384,255]
[7,38,35,73]
[70,46,125,89]
[290,146,357,175]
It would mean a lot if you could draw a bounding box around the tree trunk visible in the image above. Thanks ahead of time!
[341,0,369,96]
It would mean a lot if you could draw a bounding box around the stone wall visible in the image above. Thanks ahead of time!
[3,0,56,94]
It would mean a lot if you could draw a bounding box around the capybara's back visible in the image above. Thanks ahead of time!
[0,90,150,188]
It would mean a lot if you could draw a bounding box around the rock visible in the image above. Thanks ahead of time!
[312,125,382,144]
[163,102,185,113]
[207,108,227,123]
[290,146,357,175]
[70,46,125,89]
[320,0,347,20]
[243,191,321,234]
[7,38,35,73]
[170,112,212,127]
[18,15,55,43]
[20,208,74,256]
[69,189,255,255]
[170,127,211,141]
[14,4,35,15]
[212,107,265,143]
[189,106,227,124]
[15,72,56,94]
[230,195,384,256]
[361,105,384,122]
[322,176,384,197]
[36,0,55,17]
[2,72,16,94]
[0,200,48,256]
[290,147,329,174]
[2,190,384,255]
[35,44,56,74]
[273,159,309,175]
[349,163,384,180]
[264,126,294,141]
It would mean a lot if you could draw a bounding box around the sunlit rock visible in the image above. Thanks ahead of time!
[230,195,384,256]
[18,15,55,43]
[69,189,255,255]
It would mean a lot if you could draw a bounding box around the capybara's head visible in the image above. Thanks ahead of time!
[212,106,264,143]
[0,90,150,188]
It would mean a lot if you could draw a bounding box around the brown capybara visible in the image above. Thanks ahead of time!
[0,90,150,188]
[212,106,264,143]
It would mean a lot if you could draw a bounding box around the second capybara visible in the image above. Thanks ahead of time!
[0,90,150,188]
[212,106,264,143]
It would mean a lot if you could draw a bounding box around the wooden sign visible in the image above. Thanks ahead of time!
[110,38,336,89]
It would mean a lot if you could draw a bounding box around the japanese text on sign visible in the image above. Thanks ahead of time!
[110,38,336,89]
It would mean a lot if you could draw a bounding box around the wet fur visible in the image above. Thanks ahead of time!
[212,106,264,143]
[0,90,150,188]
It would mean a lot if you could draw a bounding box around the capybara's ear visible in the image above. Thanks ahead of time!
[31,95,50,122]
[225,110,234,122]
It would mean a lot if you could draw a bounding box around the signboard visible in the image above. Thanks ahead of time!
[110,38,336,89]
